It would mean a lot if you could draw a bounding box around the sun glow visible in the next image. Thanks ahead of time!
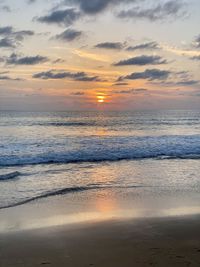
[97,95,105,103]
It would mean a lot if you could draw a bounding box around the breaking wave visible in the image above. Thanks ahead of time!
[0,135,200,167]
[0,171,21,181]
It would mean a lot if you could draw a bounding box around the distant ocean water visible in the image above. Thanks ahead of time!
[0,110,200,210]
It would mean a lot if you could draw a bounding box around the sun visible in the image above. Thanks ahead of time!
[97,95,105,103]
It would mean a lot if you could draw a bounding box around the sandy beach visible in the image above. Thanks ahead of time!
[0,0,199,264]
[1,213,200,267]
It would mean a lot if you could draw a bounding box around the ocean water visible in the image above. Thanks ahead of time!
[0,110,200,215]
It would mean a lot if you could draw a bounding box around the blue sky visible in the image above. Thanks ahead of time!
[0,0,200,111]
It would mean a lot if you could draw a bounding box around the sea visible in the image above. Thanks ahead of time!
[0,110,200,222]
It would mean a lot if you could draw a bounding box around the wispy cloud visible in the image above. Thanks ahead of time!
[95,42,125,50]
[193,34,200,48]
[5,53,48,65]
[36,8,81,26]
[117,0,187,22]
[0,26,34,48]
[114,55,167,66]
[33,70,102,81]
[0,71,21,81]
[115,88,148,94]
[118,69,172,81]
[126,41,160,51]
[54,28,83,42]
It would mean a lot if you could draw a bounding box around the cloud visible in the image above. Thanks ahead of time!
[13,30,34,41]
[95,42,124,50]
[0,38,14,48]
[126,41,160,51]
[0,26,34,48]
[33,70,101,81]
[0,1,10,12]
[193,35,200,48]
[52,58,65,64]
[55,28,83,41]
[175,80,199,86]
[28,0,36,3]
[119,68,171,81]
[0,26,12,35]
[71,91,85,95]
[117,0,187,22]
[0,6,10,12]
[155,71,199,87]
[35,0,187,28]
[0,75,13,80]
[63,0,135,14]
[114,88,148,94]
[0,26,34,40]
[30,0,134,14]
[113,82,129,86]
[190,56,200,61]
[6,53,48,65]
[0,71,21,81]
[36,8,81,26]
[114,55,167,66]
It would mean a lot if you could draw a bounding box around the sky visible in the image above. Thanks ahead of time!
[0,0,199,111]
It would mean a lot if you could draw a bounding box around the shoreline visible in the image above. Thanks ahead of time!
[1,165,200,267]
[1,190,200,234]
[1,214,200,266]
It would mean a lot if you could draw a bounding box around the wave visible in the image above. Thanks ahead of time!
[0,184,144,210]
[0,171,21,181]
[31,120,200,127]
[37,122,96,127]
[2,119,200,128]
[1,135,200,167]
[0,151,200,167]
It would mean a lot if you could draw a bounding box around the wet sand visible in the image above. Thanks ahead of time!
[1,215,200,267]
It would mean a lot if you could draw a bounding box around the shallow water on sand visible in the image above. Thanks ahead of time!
[0,110,200,229]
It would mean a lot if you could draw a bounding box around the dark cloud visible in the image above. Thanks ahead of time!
[71,91,85,95]
[55,28,83,41]
[36,8,81,26]
[0,71,8,75]
[193,35,200,48]
[0,26,34,48]
[114,55,167,66]
[52,58,65,64]
[0,75,13,80]
[0,38,14,48]
[0,1,10,12]
[76,76,101,82]
[13,30,34,41]
[115,88,148,94]
[175,80,199,86]
[126,41,160,51]
[95,42,124,50]
[0,26,34,40]
[0,6,10,12]
[155,71,199,87]
[63,0,135,14]
[113,82,129,86]
[117,0,186,21]
[0,71,21,81]
[0,26,13,35]
[33,70,101,82]
[119,68,171,81]
[35,0,187,28]
[190,55,200,61]
[6,53,48,65]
